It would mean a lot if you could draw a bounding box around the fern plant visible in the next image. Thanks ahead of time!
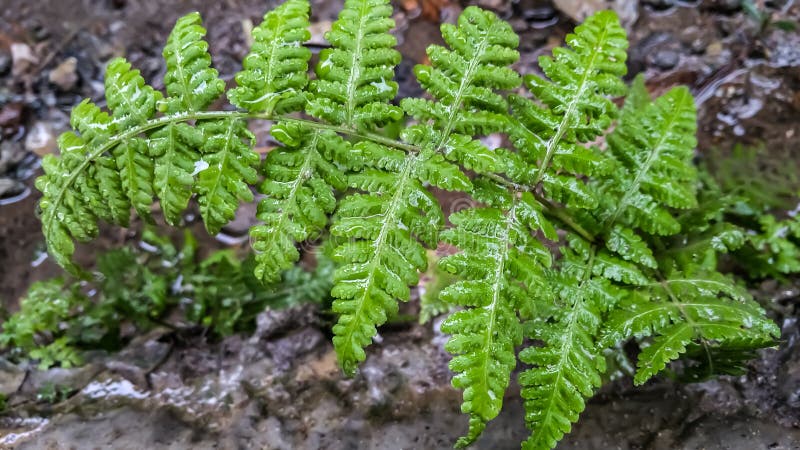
[29,3,785,449]
[2,230,334,369]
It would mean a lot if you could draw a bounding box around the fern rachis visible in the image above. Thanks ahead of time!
[30,3,782,450]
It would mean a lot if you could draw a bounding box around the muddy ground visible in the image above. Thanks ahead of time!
[1,0,800,448]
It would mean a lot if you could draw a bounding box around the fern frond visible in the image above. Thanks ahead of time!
[592,79,697,271]
[195,118,260,234]
[228,0,312,114]
[601,82,697,226]
[327,6,523,374]
[250,121,349,283]
[506,10,627,190]
[36,58,162,272]
[439,198,551,447]
[329,150,437,375]
[601,267,779,385]
[519,242,610,450]
[307,0,402,129]
[402,6,521,174]
[149,122,203,224]
[161,12,225,114]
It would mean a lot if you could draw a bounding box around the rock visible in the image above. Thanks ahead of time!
[476,0,510,14]
[10,43,38,76]
[48,57,79,91]
[17,364,100,398]
[220,198,259,238]
[0,102,24,129]
[264,327,325,370]
[641,0,675,9]
[0,178,25,199]
[0,50,11,76]
[651,48,680,70]
[554,0,639,29]
[253,305,319,340]
[0,358,25,396]
[24,121,57,156]
[701,0,742,12]
[519,2,558,28]
[0,140,26,175]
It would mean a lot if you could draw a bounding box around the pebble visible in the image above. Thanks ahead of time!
[0,103,24,129]
[24,121,58,156]
[553,0,638,29]
[651,49,680,70]
[477,0,510,14]
[49,57,79,91]
[10,43,38,76]
[702,0,742,12]
[0,140,26,175]
[0,50,11,76]
[0,358,25,395]
[641,0,676,9]
[0,177,25,199]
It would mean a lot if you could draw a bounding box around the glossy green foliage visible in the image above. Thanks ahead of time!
[694,147,800,279]
[401,6,520,174]
[250,122,349,283]
[602,266,779,385]
[519,239,615,450]
[328,7,524,376]
[0,280,85,369]
[36,13,257,272]
[160,12,225,114]
[599,77,698,237]
[32,4,785,450]
[228,0,312,114]
[329,149,441,375]
[439,197,551,447]
[505,10,627,196]
[307,0,402,129]
[195,118,259,234]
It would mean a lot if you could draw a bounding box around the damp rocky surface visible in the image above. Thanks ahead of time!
[1,0,800,448]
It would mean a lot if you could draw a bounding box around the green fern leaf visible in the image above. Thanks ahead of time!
[195,118,259,234]
[68,100,130,227]
[601,83,697,234]
[36,135,98,272]
[36,58,162,272]
[402,6,521,174]
[105,58,163,128]
[602,267,779,386]
[519,245,607,450]
[161,12,225,114]
[439,202,550,447]
[250,121,348,283]
[604,225,657,269]
[635,322,693,383]
[506,10,627,190]
[329,152,436,375]
[307,0,402,129]
[228,0,312,114]
[149,122,203,224]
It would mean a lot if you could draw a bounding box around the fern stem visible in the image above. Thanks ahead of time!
[534,194,597,243]
[483,173,597,243]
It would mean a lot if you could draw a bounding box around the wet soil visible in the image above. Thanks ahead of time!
[1,0,800,448]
